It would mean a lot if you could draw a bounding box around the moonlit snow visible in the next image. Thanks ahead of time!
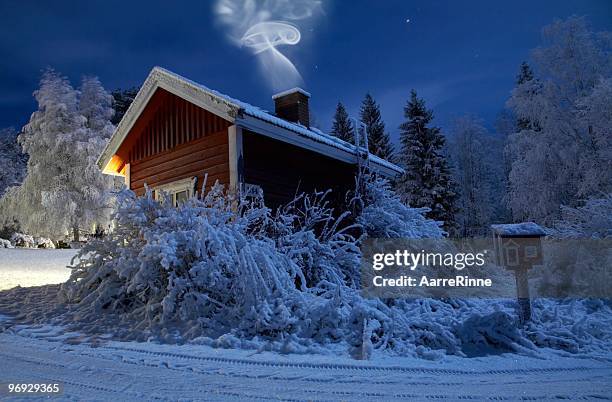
[0,248,75,291]
[0,317,610,400]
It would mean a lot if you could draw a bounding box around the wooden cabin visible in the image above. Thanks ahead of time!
[98,67,403,209]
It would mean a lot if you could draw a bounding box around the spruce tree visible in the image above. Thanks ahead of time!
[516,61,534,85]
[515,62,540,131]
[397,90,457,234]
[330,102,355,143]
[359,93,394,161]
[111,87,139,125]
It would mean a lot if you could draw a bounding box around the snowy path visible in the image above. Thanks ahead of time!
[1,322,611,401]
[0,249,76,291]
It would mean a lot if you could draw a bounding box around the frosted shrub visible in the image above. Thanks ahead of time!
[35,237,55,249]
[356,173,444,239]
[65,185,284,340]
[58,178,610,357]
[554,194,612,239]
[10,232,35,248]
[0,238,13,248]
[61,184,363,343]
[536,194,612,297]
[272,190,361,288]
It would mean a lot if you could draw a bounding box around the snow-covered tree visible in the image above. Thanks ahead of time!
[396,90,457,234]
[0,70,117,241]
[505,17,612,225]
[356,171,444,239]
[493,110,515,222]
[0,128,27,197]
[359,94,394,161]
[514,62,541,132]
[111,87,138,125]
[330,102,354,143]
[449,116,504,236]
[81,76,115,137]
[554,194,612,239]
[574,77,612,198]
[76,76,119,232]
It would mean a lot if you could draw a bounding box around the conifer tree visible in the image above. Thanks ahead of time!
[514,62,540,131]
[359,94,394,161]
[330,102,354,143]
[111,87,139,125]
[397,90,457,234]
[516,61,534,85]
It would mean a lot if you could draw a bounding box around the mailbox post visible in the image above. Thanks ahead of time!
[491,223,546,324]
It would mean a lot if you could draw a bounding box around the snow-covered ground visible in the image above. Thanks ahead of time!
[1,249,611,400]
[0,248,76,291]
[1,317,611,401]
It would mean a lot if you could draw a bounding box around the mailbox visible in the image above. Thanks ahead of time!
[491,222,546,324]
[491,222,545,269]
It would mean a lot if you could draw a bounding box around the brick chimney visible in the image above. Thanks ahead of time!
[272,88,310,128]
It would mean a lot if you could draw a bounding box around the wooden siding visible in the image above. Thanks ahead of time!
[242,131,356,210]
[119,89,231,196]
[130,132,229,196]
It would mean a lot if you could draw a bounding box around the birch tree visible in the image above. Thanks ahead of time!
[0,70,117,241]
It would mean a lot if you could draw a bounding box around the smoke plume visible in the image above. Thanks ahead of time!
[214,0,321,91]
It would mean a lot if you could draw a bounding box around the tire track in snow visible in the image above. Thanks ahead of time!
[3,328,612,401]
[56,351,581,402]
[1,340,577,401]
[0,352,165,400]
[2,335,610,401]
[99,344,608,376]
[96,347,604,389]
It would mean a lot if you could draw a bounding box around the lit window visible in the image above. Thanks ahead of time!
[154,177,196,207]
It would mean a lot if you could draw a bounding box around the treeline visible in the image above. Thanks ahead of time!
[329,16,611,236]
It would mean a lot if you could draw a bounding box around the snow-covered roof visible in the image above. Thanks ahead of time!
[491,222,547,237]
[98,67,403,177]
[272,87,311,99]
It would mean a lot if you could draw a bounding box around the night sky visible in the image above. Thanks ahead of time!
[1,0,610,143]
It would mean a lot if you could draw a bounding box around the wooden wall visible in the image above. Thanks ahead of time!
[242,131,356,210]
[121,89,231,195]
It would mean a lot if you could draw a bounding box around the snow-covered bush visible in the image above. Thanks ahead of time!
[10,232,35,248]
[35,237,55,249]
[61,184,360,343]
[57,180,611,358]
[355,173,444,239]
[60,182,452,351]
[526,298,612,354]
[535,194,612,297]
[553,194,612,239]
[0,238,13,248]
[272,190,361,288]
